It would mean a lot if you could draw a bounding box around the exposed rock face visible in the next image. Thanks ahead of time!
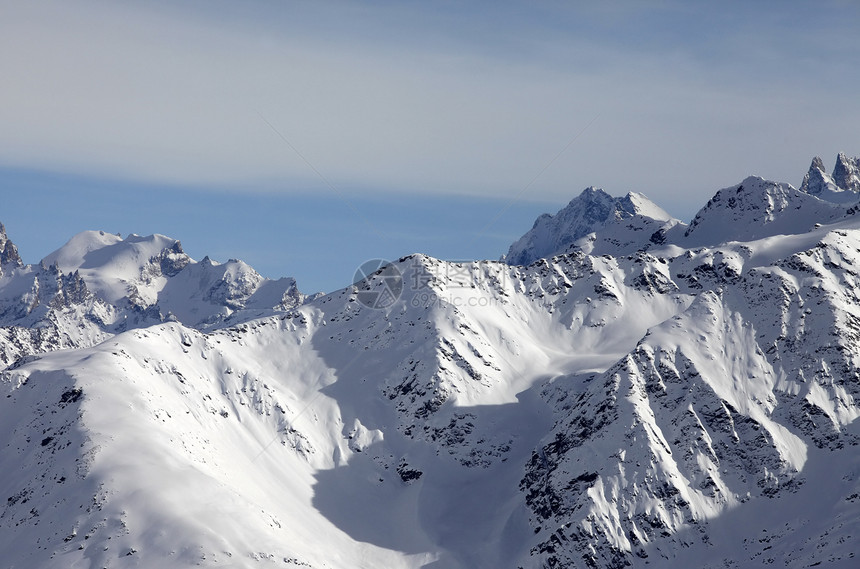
[833,152,860,193]
[799,153,860,203]
[800,155,837,195]
[0,222,23,271]
[520,230,860,568]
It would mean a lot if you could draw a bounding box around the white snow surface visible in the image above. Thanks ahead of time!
[2,155,860,568]
[40,231,305,325]
[505,187,676,265]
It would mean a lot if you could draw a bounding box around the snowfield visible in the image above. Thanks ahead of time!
[2,154,860,568]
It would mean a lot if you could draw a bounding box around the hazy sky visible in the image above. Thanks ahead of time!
[2,1,860,292]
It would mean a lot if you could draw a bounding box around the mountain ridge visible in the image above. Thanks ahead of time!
[0,229,314,370]
[1,154,860,568]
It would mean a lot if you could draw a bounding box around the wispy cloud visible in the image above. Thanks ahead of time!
[2,0,859,209]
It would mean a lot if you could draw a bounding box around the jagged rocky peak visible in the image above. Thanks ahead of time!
[800,155,838,195]
[156,238,190,277]
[506,187,673,265]
[833,151,860,193]
[0,222,23,269]
[800,153,860,199]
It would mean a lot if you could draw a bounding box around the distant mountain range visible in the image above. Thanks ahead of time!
[1,154,859,568]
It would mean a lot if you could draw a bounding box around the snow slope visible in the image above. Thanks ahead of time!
[521,228,860,567]
[0,252,693,569]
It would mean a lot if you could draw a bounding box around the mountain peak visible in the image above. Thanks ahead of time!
[811,155,826,171]
[833,152,860,193]
[800,155,836,196]
[506,187,672,265]
[579,185,609,199]
[800,153,860,201]
[618,191,673,221]
[0,222,23,269]
[682,175,846,246]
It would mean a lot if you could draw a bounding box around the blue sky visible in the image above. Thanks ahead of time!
[2,1,860,293]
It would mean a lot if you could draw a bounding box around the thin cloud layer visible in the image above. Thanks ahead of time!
[2,0,859,210]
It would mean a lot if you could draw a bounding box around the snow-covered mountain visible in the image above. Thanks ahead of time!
[40,230,309,328]
[800,153,860,203]
[505,188,680,265]
[833,152,860,194]
[679,175,847,247]
[0,229,312,369]
[2,154,860,569]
